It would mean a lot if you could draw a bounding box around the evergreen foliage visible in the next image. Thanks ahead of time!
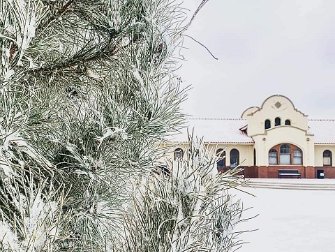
[116,136,244,252]
[0,0,245,251]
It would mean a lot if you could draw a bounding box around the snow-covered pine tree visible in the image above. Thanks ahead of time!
[0,0,246,251]
[1,0,187,250]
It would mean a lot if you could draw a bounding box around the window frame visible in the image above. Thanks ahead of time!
[268,144,303,166]
[216,148,226,169]
[292,148,302,165]
[265,119,271,129]
[323,150,332,166]
[230,149,240,168]
[174,148,184,161]
[268,149,278,165]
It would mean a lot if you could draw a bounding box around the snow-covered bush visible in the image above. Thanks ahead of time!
[0,90,65,251]
[0,174,66,251]
[115,136,245,252]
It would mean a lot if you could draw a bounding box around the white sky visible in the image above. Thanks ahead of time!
[179,0,335,119]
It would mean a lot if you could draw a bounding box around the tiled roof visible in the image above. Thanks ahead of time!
[168,118,254,144]
[168,118,335,144]
[308,119,335,144]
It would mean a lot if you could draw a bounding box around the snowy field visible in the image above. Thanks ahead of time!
[235,179,335,252]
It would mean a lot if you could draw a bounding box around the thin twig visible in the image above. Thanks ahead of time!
[182,0,210,33]
[184,34,218,60]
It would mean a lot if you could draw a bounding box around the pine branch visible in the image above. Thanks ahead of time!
[28,43,117,74]
[27,36,135,75]
[37,0,76,35]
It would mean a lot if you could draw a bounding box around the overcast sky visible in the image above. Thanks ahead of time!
[179,0,335,119]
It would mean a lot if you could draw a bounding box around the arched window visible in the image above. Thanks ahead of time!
[174,148,184,161]
[230,149,239,168]
[293,147,302,165]
[216,149,226,169]
[269,149,278,165]
[323,150,332,166]
[280,144,290,165]
[269,144,303,165]
[275,117,281,126]
[265,119,271,129]
[285,119,291,125]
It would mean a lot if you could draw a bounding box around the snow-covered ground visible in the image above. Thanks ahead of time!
[235,179,335,252]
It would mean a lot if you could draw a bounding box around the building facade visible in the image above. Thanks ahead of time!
[169,95,335,179]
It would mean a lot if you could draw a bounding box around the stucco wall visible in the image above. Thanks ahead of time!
[164,141,334,172]
[253,126,314,166]
[245,95,308,137]
[164,143,254,167]
[210,143,254,167]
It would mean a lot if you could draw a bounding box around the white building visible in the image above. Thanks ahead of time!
[168,95,335,178]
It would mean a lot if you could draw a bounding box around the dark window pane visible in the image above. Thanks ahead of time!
[174,148,184,160]
[265,119,271,129]
[216,149,226,168]
[280,144,290,154]
[230,149,239,167]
